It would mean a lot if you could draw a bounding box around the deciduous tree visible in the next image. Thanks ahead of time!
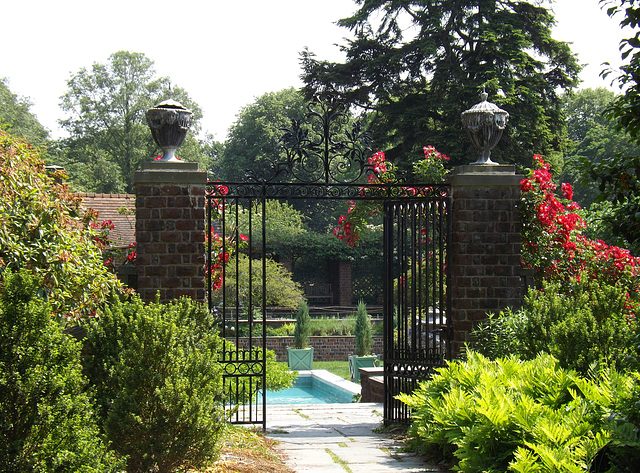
[0,78,49,147]
[577,0,640,253]
[59,50,206,193]
[562,88,640,208]
[218,88,308,181]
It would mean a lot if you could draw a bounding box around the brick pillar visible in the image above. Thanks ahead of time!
[450,165,524,358]
[330,260,352,306]
[133,162,207,303]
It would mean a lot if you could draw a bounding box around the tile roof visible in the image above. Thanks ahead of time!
[76,193,136,248]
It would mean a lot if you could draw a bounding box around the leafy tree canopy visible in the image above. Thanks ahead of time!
[561,88,640,208]
[217,87,309,181]
[576,0,640,253]
[301,0,581,169]
[0,78,49,147]
[58,50,211,193]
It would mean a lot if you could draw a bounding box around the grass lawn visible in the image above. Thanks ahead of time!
[313,360,351,381]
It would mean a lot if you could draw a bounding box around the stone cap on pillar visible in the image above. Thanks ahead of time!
[133,161,207,185]
[451,164,522,187]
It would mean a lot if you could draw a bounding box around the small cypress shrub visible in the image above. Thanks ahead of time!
[293,300,311,349]
[354,300,373,356]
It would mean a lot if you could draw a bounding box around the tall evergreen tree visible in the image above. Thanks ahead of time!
[301,0,581,169]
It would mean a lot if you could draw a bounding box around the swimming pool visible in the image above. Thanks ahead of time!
[261,370,361,405]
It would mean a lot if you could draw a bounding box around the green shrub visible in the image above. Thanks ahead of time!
[0,270,120,472]
[83,295,225,473]
[472,278,639,376]
[293,300,311,349]
[0,131,122,321]
[398,351,632,473]
[267,322,295,336]
[354,301,373,356]
[235,318,358,337]
[310,316,356,336]
[214,254,304,310]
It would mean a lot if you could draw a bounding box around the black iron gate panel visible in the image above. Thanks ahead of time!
[206,96,451,428]
[383,195,451,424]
[207,185,267,429]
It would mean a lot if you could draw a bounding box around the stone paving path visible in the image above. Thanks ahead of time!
[266,403,451,472]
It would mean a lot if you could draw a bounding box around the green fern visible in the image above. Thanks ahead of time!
[399,350,634,472]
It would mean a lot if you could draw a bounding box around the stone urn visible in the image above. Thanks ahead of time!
[461,88,509,165]
[145,96,193,162]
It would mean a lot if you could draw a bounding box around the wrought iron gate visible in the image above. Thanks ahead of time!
[206,97,451,428]
[383,196,451,424]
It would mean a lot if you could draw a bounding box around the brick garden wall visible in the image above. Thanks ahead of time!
[233,336,384,363]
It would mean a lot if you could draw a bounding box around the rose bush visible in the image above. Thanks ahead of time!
[334,146,450,246]
[520,155,640,318]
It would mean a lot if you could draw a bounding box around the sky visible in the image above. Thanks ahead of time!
[1,0,631,142]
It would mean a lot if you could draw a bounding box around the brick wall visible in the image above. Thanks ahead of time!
[450,165,524,357]
[329,260,353,305]
[133,162,207,303]
[233,336,384,363]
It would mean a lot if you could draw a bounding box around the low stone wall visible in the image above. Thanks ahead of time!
[233,336,384,362]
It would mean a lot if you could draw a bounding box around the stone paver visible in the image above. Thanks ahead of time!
[266,403,450,472]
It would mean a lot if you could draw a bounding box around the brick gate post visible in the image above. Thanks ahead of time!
[133,161,207,303]
[449,165,524,358]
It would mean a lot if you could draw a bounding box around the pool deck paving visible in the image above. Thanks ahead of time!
[266,402,452,472]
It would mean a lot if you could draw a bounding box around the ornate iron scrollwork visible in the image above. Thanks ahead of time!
[245,96,373,184]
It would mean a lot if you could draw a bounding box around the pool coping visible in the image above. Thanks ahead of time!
[295,369,361,398]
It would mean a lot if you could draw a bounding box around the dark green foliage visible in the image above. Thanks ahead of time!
[301,0,580,170]
[0,270,119,472]
[472,278,639,376]
[354,300,373,356]
[398,351,630,473]
[601,0,640,142]
[83,295,225,473]
[293,300,311,349]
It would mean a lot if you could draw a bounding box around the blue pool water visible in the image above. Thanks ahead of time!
[260,374,356,405]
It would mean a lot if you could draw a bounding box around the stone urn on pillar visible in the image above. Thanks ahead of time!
[145,92,193,162]
[461,88,509,165]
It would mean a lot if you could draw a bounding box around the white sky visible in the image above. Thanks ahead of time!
[1,0,630,142]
